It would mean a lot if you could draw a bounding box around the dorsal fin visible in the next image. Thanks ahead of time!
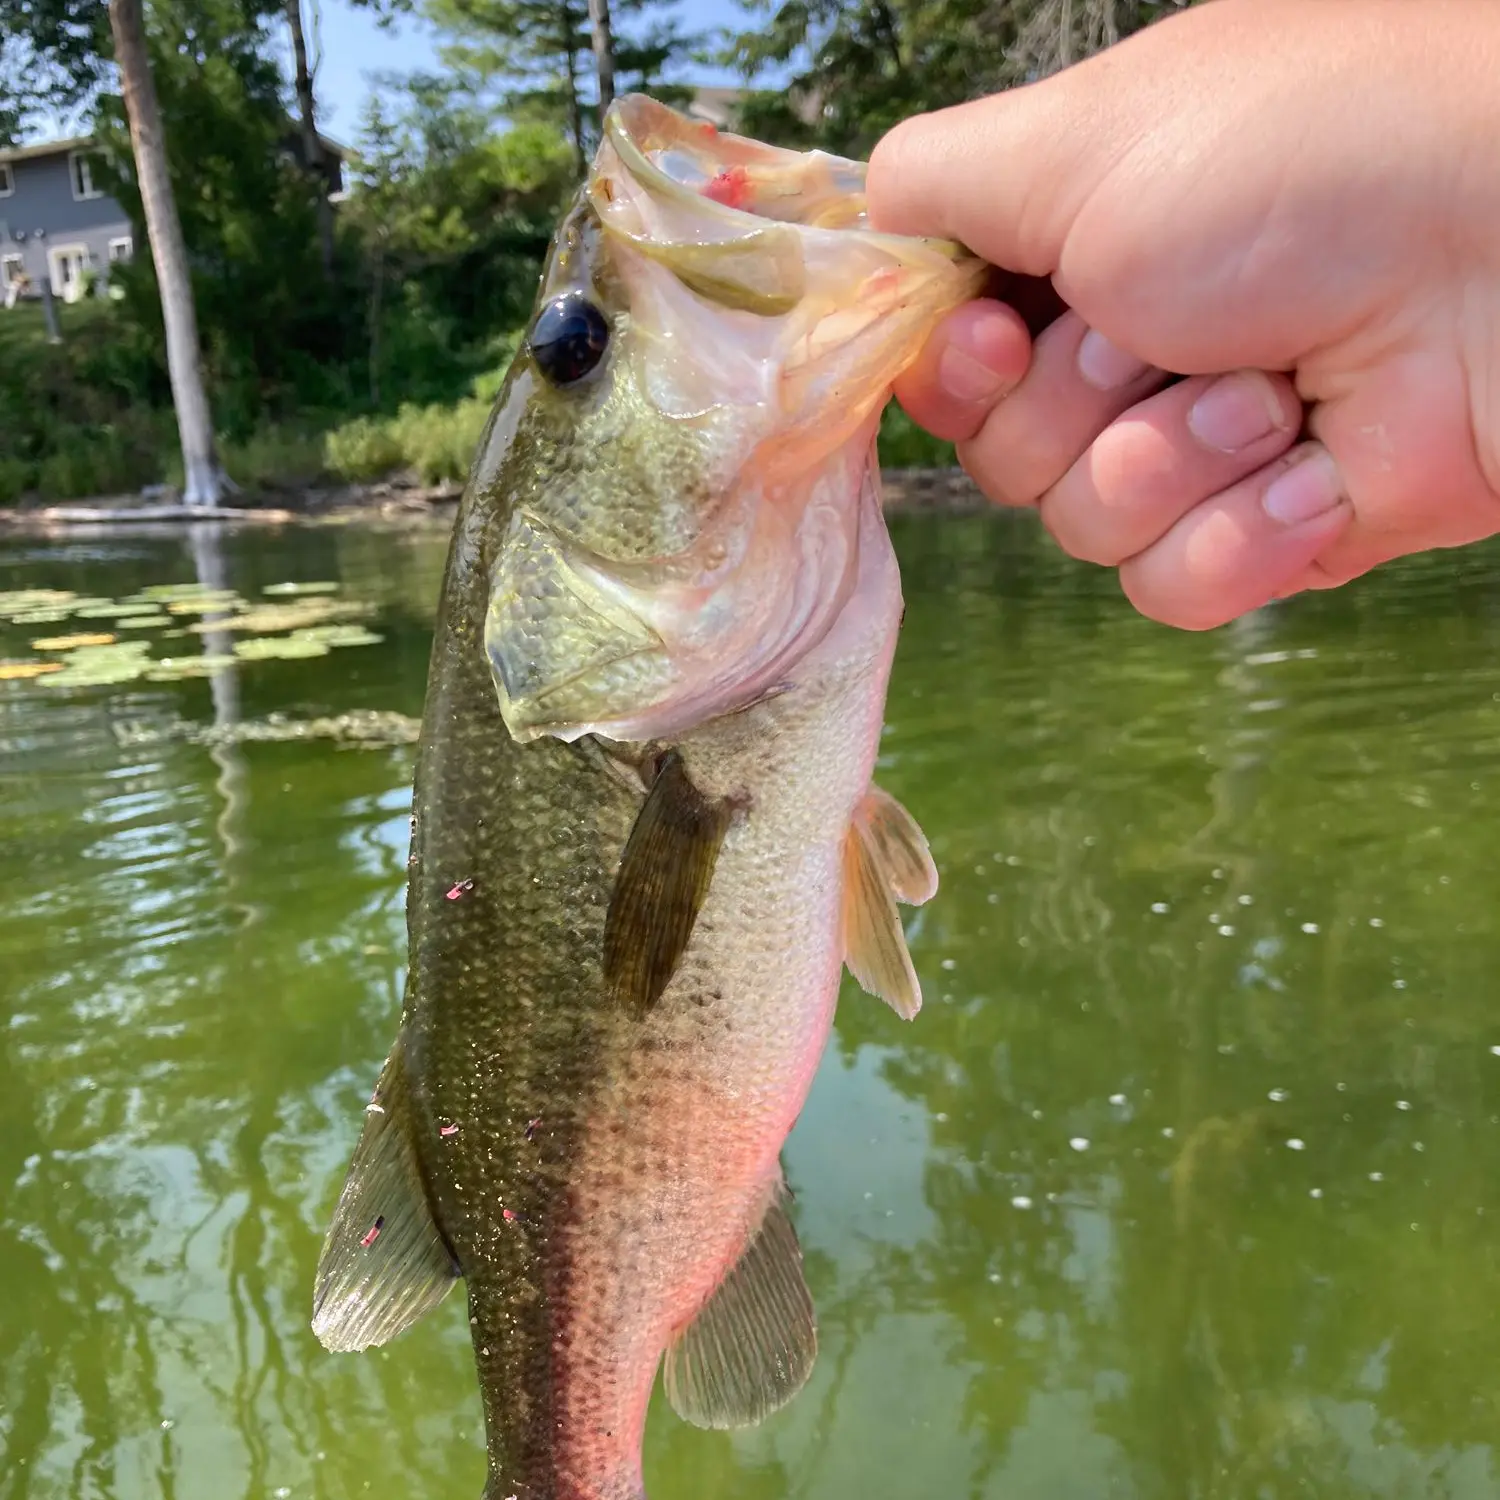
[841,784,937,1021]
[311,1038,460,1352]
[663,1172,817,1429]
[603,750,733,1015]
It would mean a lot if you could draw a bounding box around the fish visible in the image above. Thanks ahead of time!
[310,93,987,1500]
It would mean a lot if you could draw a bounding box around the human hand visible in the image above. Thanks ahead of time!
[867,0,1500,629]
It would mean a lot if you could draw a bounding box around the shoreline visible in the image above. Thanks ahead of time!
[0,467,995,533]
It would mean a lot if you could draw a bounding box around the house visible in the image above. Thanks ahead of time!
[0,138,133,306]
[0,128,347,308]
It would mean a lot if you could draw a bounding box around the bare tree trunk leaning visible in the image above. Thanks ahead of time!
[286,0,336,280]
[108,0,227,507]
[587,0,615,117]
[561,3,587,178]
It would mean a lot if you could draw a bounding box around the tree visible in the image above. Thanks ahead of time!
[424,0,697,177]
[285,0,337,279]
[725,0,1189,158]
[108,0,230,506]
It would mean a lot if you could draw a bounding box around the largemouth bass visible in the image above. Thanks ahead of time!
[311,95,985,1500]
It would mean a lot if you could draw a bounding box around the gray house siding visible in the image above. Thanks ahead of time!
[0,145,133,302]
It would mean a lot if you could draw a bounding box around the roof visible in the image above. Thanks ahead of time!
[0,135,96,165]
[0,127,348,166]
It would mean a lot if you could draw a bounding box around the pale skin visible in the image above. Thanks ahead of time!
[865,0,1500,630]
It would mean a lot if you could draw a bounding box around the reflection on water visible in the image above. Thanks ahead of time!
[5,513,1500,1499]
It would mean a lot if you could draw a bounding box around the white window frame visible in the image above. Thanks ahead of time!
[0,162,13,197]
[107,235,133,263]
[47,242,90,300]
[1,253,25,289]
[69,149,102,202]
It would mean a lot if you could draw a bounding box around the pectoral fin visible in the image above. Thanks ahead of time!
[311,1038,460,1352]
[663,1174,817,1429]
[604,750,733,1016]
[842,785,938,1021]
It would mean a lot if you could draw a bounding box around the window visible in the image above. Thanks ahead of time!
[0,163,13,197]
[1,253,24,289]
[69,150,101,201]
[107,236,133,263]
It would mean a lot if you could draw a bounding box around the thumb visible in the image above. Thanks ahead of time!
[865,76,1117,280]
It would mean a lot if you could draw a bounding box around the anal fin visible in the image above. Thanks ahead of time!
[663,1173,817,1429]
[311,1037,460,1352]
[604,750,733,1015]
[842,784,938,1021]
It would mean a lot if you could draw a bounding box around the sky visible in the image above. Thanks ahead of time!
[27,0,762,145]
[278,0,755,144]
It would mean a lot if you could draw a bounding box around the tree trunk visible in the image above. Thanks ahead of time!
[561,3,586,178]
[108,0,227,507]
[286,0,335,280]
[587,0,615,117]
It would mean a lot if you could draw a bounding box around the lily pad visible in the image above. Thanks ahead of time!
[145,655,239,680]
[0,589,78,618]
[232,635,332,661]
[263,581,340,596]
[117,613,172,629]
[292,625,384,648]
[73,601,174,620]
[166,594,244,616]
[9,609,75,626]
[0,661,65,681]
[191,599,371,635]
[31,632,119,651]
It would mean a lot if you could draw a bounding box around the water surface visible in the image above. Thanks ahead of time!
[4,512,1500,1500]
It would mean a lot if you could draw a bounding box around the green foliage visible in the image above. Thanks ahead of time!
[878,403,956,470]
[324,358,511,484]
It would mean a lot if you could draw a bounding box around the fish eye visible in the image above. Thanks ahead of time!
[529,293,610,386]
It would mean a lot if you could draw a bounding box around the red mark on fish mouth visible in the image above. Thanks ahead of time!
[502,1208,519,1223]
[525,1117,542,1140]
[361,1216,385,1247]
[440,1123,459,1137]
[446,878,475,901]
[703,166,750,209]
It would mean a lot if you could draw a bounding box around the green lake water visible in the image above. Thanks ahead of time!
[5,511,1500,1500]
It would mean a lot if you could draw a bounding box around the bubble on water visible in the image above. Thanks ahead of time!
[1161,1127,1175,1139]
[1151,902,1170,914]
[275,1491,292,1499]
[1394,979,1408,990]
[160,1420,175,1431]
[1396,1100,1412,1111]
[940,958,956,971]
[1414,1142,1425,1152]
[1286,1138,1306,1151]
[1336,1082,1347,1091]
[1011,1195,1033,1210]
[1217,924,1236,937]
[987,1271,1002,1284]
[1268,1088,1288,1102]
[1238,894,1254,906]
[1301,922,1320,934]
[1109,1093,1127,1106]
[1031,1109,1044,1120]
[934,1112,949,1123]
[1490,1046,1500,1057]
[1309,1188,1323,1199]
[1069,1137,1090,1152]
[1370,917,1385,928]
[1369,1171,1384,1181]
[1209,912,1221,924]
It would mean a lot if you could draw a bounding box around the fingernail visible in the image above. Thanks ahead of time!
[1077,328,1151,390]
[938,343,1011,404]
[1188,371,1286,453]
[1262,446,1343,525]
